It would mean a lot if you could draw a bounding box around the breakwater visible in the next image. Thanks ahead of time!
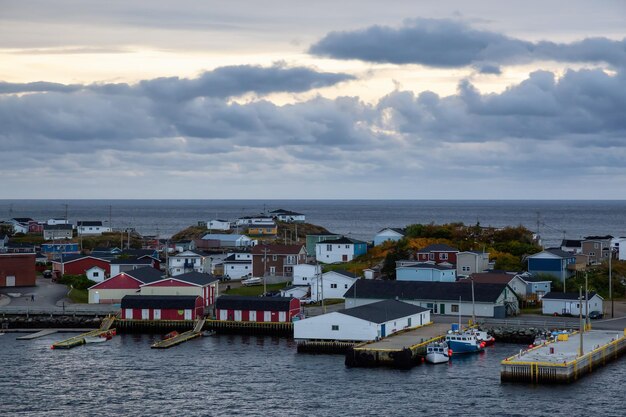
[482,326,576,344]
[1,315,103,329]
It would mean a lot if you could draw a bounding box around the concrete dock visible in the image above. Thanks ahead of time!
[501,329,626,383]
[345,322,451,369]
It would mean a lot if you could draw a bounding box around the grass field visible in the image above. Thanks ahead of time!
[222,283,286,297]
[68,288,88,303]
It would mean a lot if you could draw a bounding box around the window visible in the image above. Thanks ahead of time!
[330,283,337,289]
[93,272,99,277]
[462,266,470,272]
[589,252,595,257]
[303,277,307,281]
[326,244,332,251]
[331,325,339,331]
[428,253,434,260]
[594,243,599,249]
[231,266,234,269]
[440,253,448,260]
[345,284,348,289]
[451,304,459,313]
[272,255,277,261]
[245,266,248,269]
[345,245,349,249]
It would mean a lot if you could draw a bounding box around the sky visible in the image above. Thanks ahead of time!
[0,0,625,199]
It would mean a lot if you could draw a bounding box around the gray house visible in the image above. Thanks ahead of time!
[43,224,73,241]
[456,251,490,276]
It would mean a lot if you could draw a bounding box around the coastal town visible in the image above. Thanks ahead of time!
[1,208,625,381]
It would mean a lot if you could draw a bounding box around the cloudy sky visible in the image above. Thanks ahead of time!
[1,0,625,199]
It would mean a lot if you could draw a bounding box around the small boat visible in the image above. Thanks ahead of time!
[163,331,179,340]
[471,329,495,346]
[425,342,450,364]
[445,331,485,354]
[201,330,216,337]
[84,336,107,344]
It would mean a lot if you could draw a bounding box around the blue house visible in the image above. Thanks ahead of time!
[41,243,80,260]
[396,262,456,282]
[526,249,576,284]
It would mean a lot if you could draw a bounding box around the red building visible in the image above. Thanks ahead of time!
[416,244,459,265]
[215,295,300,323]
[0,253,36,287]
[28,221,44,234]
[120,295,203,320]
[52,255,111,276]
[87,267,164,304]
[139,271,219,307]
[251,244,306,278]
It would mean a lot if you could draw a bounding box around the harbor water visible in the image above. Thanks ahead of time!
[1,333,625,416]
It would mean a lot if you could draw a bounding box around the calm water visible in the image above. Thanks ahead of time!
[1,334,624,416]
[1,199,625,247]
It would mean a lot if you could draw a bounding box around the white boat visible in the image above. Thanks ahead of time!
[425,341,450,364]
[84,336,107,344]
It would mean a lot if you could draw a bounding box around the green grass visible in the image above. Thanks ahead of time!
[223,283,286,297]
[68,288,88,303]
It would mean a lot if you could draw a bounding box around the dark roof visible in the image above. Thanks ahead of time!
[44,224,73,230]
[270,209,304,216]
[377,227,406,235]
[339,300,428,323]
[223,254,251,263]
[251,244,304,255]
[317,237,365,245]
[110,258,152,265]
[545,248,576,258]
[329,269,360,279]
[307,233,340,236]
[542,291,600,300]
[343,280,509,303]
[215,295,295,311]
[77,221,103,227]
[121,295,199,309]
[417,244,459,253]
[92,247,121,253]
[560,239,582,248]
[11,217,33,223]
[397,262,454,271]
[584,235,613,240]
[172,271,219,285]
[124,267,164,284]
[120,249,156,257]
[57,254,87,263]
[462,273,514,284]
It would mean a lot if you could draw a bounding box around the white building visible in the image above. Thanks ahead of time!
[542,292,604,316]
[456,251,490,276]
[280,285,310,299]
[612,237,626,261]
[77,221,111,236]
[208,220,231,231]
[315,237,367,264]
[292,263,322,286]
[223,253,253,280]
[8,218,31,234]
[201,233,254,248]
[373,228,405,246]
[294,300,430,341]
[396,263,456,282]
[168,250,208,276]
[270,209,306,223]
[86,265,106,283]
[43,224,73,241]
[235,215,274,227]
[47,218,70,226]
[310,270,359,301]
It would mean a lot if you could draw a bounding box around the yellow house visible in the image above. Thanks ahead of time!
[248,222,278,236]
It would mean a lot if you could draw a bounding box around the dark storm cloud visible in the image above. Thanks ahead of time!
[310,18,626,68]
[0,64,355,99]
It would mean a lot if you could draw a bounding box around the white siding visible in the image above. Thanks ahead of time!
[315,243,354,264]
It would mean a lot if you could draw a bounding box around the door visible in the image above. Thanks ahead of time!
[184,309,192,320]
[153,309,161,320]
[278,311,286,322]
[5,276,15,287]
[269,266,276,276]
[249,311,257,322]
[219,309,227,320]
[440,304,445,315]
[142,309,149,320]
[93,291,100,304]
[234,310,242,321]
[264,311,271,322]
[342,255,348,262]
[125,308,133,319]
[381,324,386,337]
[407,317,412,327]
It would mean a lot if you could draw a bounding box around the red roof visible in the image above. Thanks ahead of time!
[251,244,304,255]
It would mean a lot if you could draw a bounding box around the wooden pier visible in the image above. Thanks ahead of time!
[51,315,117,349]
[345,322,451,369]
[150,318,205,349]
[501,329,626,384]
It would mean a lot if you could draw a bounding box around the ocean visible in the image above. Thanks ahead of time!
[1,200,625,247]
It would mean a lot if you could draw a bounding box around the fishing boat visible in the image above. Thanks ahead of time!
[425,341,451,364]
[445,331,485,354]
[471,329,495,346]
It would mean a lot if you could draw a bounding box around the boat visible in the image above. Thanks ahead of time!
[445,331,485,354]
[201,330,216,337]
[163,331,179,340]
[84,336,107,344]
[425,341,450,364]
[470,329,495,346]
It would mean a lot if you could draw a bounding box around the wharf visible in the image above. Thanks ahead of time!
[51,315,117,349]
[151,318,205,349]
[501,329,626,383]
[16,329,59,340]
[345,322,451,369]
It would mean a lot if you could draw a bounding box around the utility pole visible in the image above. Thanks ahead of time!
[585,272,590,330]
[578,286,584,357]
[263,247,268,296]
[319,262,325,314]
[609,249,613,318]
[471,276,476,326]
[109,205,112,232]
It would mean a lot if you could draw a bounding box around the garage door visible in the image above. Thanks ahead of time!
[6,276,15,287]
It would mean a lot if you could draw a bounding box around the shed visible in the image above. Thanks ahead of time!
[120,295,203,320]
[140,271,219,306]
[541,292,603,316]
[215,295,300,323]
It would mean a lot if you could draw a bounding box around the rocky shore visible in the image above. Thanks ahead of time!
[1,315,103,329]
[481,325,577,344]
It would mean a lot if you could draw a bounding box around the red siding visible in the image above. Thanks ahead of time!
[0,254,36,287]
[144,279,195,287]
[64,257,110,276]
[90,273,141,290]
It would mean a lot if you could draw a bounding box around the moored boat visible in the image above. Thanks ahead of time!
[425,341,451,364]
[445,331,485,354]
[471,329,495,346]
[84,336,107,344]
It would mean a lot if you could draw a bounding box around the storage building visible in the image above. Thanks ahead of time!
[215,295,300,323]
[139,271,219,307]
[0,253,36,287]
[120,295,204,320]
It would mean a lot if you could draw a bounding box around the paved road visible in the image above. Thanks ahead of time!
[0,277,68,307]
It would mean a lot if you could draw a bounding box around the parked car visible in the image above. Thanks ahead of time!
[588,311,604,319]
[299,297,314,305]
[42,270,53,278]
[241,277,262,287]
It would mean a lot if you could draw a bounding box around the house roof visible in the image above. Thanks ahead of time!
[397,262,454,271]
[270,209,304,216]
[215,295,295,311]
[223,254,251,264]
[462,273,514,284]
[343,280,509,303]
[339,300,428,324]
[544,248,576,258]
[317,237,365,245]
[202,233,248,241]
[124,267,165,284]
[169,271,219,286]
[327,269,360,279]
[92,247,121,253]
[251,244,304,255]
[417,244,459,253]
[77,221,103,227]
[542,291,601,301]
[121,249,156,257]
[11,217,34,223]
[121,295,199,309]
[110,258,152,265]
[377,227,406,235]
[44,224,73,230]
[584,235,613,240]
[560,239,582,248]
